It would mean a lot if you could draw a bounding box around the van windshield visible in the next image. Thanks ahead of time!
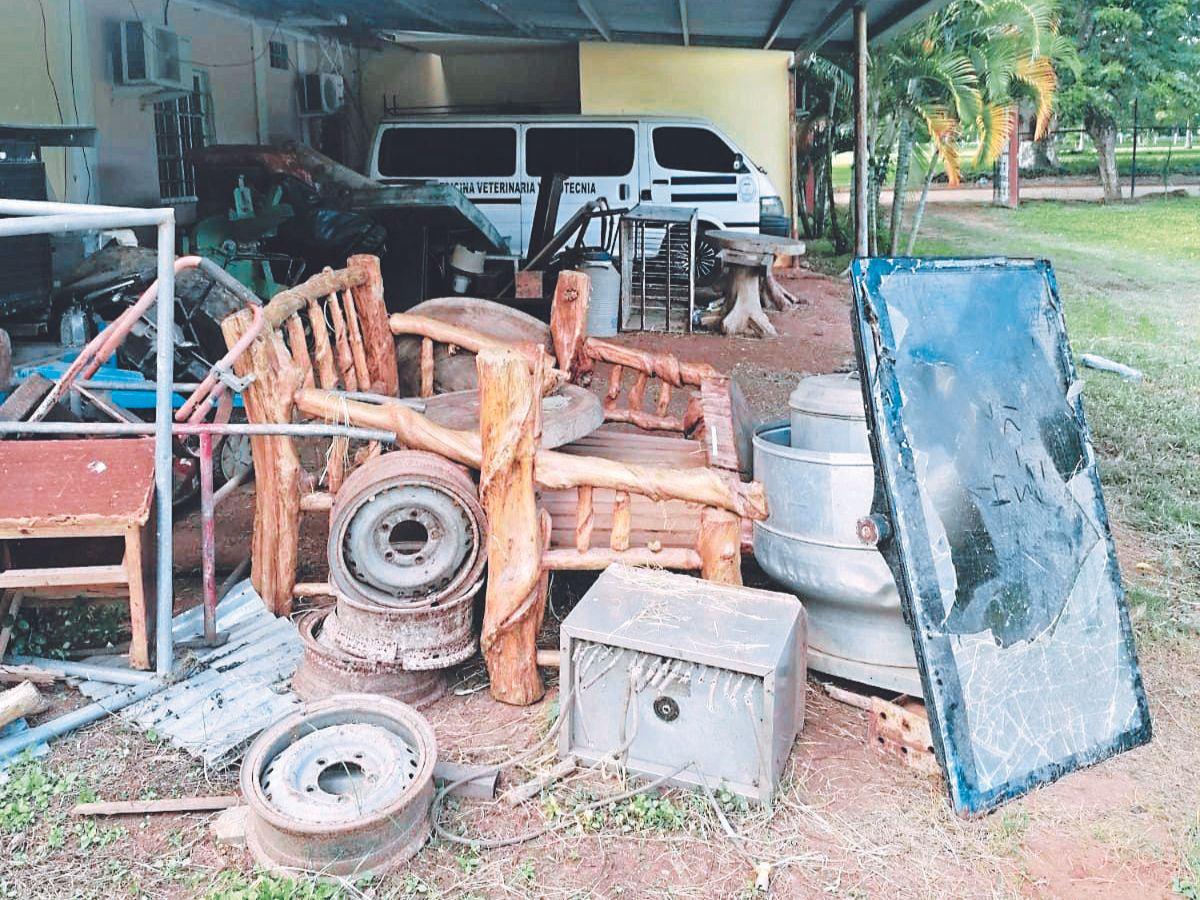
[377,126,517,177]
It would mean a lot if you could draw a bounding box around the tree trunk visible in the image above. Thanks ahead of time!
[1088,121,1123,202]
[888,117,913,256]
[905,148,939,256]
[477,346,548,706]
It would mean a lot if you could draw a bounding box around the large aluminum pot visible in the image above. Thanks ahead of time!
[753,374,919,692]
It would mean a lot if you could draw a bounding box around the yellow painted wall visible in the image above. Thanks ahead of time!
[0,0,84,201]
[579,42,794,216]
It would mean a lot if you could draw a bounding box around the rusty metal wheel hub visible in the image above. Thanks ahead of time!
[262,723,419,823]
[327,579,480,670]
[293,610,447,708]
[330,451,486,608]
[243,695,437,876]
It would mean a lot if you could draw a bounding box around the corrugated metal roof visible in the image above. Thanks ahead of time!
[218,0,950,53]
[78,582,302,768]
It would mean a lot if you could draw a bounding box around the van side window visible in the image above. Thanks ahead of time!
[526,127,634,177]
[653,126,737,173]
[377,127,516,177]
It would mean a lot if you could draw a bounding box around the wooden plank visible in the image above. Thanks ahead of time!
[868,696,940,777]
[0,664,59,685]
[0,565,128,590]
[71,796,239,817]
[0,439,155,526]
[542,546,701,570]
[123,524,152,671]
[0,373,54,423]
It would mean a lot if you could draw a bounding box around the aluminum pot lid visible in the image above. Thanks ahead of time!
[787,373,865,420]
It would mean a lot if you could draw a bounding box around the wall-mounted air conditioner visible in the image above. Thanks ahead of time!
[301,72,345,115]
[118,20,192,91]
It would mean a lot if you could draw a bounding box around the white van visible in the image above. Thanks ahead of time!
[366,114,789,284]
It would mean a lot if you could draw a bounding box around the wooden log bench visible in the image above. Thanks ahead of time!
[224,257,767,705]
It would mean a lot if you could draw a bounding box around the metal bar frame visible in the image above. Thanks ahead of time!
[0,198,179,681]
[0,198,397,688]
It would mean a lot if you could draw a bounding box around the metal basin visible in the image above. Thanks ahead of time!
[753,412,919,692]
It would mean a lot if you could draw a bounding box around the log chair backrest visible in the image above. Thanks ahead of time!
[221,254,398,493]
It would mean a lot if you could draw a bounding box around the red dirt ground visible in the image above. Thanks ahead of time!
[71,266,1181,898]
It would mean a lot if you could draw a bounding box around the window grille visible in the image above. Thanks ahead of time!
[154,70,213,202]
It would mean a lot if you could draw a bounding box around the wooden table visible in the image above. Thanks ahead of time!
[707,230,806,337]
[0,439,156,669]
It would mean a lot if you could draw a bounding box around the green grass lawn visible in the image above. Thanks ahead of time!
[830,146,1200,189]
[906,197,1200,634]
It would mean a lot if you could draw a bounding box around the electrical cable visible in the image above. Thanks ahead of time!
[33,0,68,196]
[126,0,284,69]
[66,0,93,203]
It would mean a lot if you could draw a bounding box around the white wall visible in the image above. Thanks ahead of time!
[0,0,335,208]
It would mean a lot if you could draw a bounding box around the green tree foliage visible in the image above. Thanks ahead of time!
[1057,0,1200,199]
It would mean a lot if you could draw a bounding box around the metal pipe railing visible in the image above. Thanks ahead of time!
[0,198,180,681]
[0,421,397,440]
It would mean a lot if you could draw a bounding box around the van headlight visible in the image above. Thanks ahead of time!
[760,196,786,219]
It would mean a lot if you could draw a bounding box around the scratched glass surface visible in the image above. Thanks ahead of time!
[853,259,1150,813]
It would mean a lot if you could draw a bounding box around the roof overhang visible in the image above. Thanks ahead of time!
[215,0,952,54]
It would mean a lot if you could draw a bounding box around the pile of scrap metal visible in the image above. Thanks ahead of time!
[2,244,1157,879]
[189,143,508,305]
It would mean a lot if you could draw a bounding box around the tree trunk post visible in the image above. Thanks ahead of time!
[549,269,592,382]
[477,346,548,706]
[853,4,869,257]
[905,148,939,255]
[888,117,912,256]
[221,310,302,617]
[698,507,742,585]
[1089,121,1123,202]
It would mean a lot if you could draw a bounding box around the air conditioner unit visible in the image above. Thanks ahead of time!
[301,72,345,115]
[119,21,192,91]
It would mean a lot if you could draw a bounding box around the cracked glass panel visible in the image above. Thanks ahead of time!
[850,257,1151,815]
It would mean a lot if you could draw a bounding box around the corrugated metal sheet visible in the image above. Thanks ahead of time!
[78,581,302,767]
[221,0,947,51]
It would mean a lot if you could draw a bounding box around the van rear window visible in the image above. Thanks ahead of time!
[526,127,634,177]
[653,126,737,173]
[377,127,516,177]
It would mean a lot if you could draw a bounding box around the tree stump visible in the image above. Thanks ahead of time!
[477,346,549,706]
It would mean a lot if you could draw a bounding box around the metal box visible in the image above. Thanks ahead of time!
[559,565,806,804]
[618,204,697,333]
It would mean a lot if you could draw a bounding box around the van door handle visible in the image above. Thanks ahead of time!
[618,183,629,201]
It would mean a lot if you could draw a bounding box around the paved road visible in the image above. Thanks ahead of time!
[836,182,1200,205]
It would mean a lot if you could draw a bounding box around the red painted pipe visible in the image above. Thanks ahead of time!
[177,303,265,424]
[30,256,204,422]
[198,431,219,645]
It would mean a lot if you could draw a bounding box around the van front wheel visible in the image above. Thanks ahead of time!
[694,230,723,288]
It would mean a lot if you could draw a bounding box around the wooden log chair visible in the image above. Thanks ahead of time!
[224,258,767,705]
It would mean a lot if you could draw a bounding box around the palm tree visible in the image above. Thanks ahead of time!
[883,0,1077,254]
